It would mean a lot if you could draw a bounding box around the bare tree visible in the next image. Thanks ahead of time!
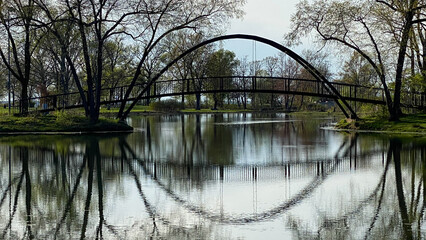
[0,0,38,115]
[235,56,251,109]
[162,31,214,109]
[35,0,244,122]
[286,0,426,120]
[116,0,245,120]
[276,52,301,110]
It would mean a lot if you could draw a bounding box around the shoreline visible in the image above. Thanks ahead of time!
[322,126,426,136]
[0,114,133,135]
[1,111,424,136]
[0,130,134,136]
[0,111,334,135]
[334,114,426,136]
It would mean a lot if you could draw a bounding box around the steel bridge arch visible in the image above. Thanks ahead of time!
[121,34,357,119]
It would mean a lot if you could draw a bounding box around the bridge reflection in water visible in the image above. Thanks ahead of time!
[0,114,425,239]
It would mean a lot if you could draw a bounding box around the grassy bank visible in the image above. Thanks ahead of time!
[336,113,426,134]
[0,113,133,133]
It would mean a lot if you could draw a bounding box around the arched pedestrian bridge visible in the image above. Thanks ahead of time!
[34,75,426,113]
[26,34,426,117]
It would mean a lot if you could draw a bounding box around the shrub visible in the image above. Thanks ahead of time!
[149,99,183,112]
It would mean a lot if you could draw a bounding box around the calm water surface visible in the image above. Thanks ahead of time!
[0,113,425,239]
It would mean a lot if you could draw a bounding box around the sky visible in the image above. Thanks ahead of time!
[224,0,303,61]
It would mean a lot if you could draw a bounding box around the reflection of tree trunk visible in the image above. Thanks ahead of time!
[120,142,161,236]
[418,147,426,237]
[54,155,87,237]
[365,146,391,239]
[193,114,203,164]
[181,115,187,163]
[393,139,413,240]
[96,141,104,239]
[410,159,416,217]
[0,147,32,240]
[147,120,152,160]
[243,123,246,148]
[1,171,24,239]
[0,157,19,210]
[213,115,217,138]
[61,153,67,191]
[80,143,95,240]
[22,147,34,239]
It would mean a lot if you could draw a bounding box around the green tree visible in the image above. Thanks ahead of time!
[103,37,135,103]
[287,0,426,120]
[162,31,214,109]
[0,62,8,101]
[36,0,244,122]
[206,49,239,109]
[116,0,245,120]
[339,51,378,86]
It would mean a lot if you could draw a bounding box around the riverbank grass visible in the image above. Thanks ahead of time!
[0,113,133,133]
[337,113,426,133]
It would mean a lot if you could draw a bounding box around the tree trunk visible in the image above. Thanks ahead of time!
[21,80,29,115]
[196,93,201,110]
[22,4,32,115]
[78,19,96,122]
[391,6,415,121]
[213,93,218,110]
[60,53,68,108]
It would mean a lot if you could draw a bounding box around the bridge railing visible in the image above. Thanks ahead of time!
[27,76,426,111]
[331,82,386,102]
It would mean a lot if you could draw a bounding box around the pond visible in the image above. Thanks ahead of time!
[0,113,425,239]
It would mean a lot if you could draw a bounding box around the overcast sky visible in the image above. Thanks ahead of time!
[224,0,302,60]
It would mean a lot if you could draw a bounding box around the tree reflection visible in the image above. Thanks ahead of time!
[0,115,426,239]
[391,138,426,240]
[80,139,95,239]
[285,136,426,240]
[392,139,413,240]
